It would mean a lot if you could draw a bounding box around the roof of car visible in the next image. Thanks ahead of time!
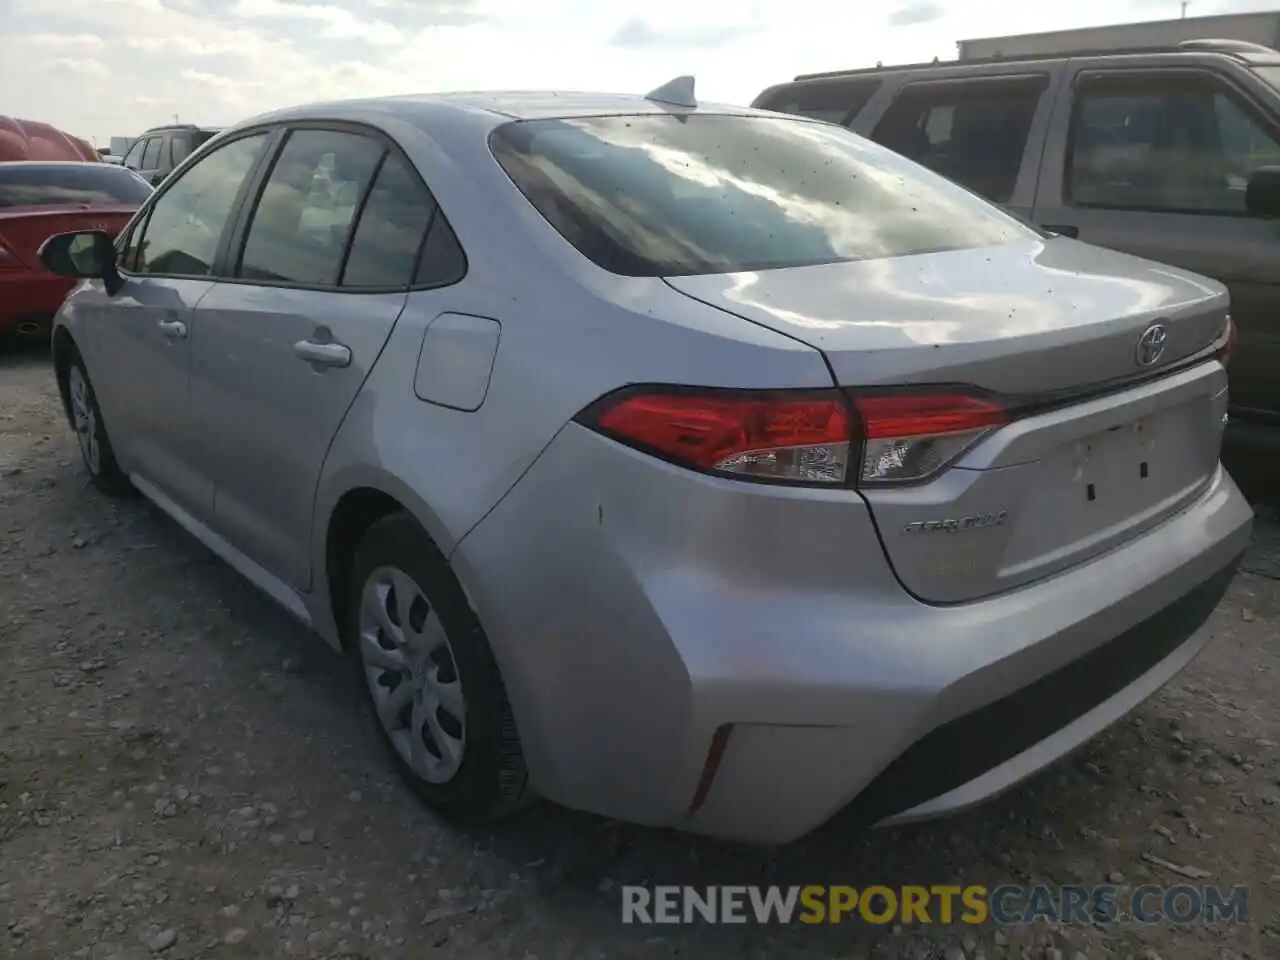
[0,116,99,163]
[141,124,222,134]
[240,90,763,129]
[0,160,122,171]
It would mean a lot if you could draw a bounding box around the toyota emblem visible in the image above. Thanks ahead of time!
[1135,322,1169,367]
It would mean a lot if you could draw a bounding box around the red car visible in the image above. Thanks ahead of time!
[0,161,152,337]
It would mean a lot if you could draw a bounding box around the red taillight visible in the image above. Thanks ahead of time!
[1220,314,1237,366]
[852,393,1007,439]
[579,386,1007,486]
[585,387,853,484]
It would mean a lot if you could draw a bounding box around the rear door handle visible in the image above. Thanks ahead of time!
[157,318,187,340]
[1041,223,1080,238]
[293,339,351,368]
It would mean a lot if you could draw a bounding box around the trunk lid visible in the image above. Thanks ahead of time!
[0,205,136,270]
[663,237,1227,396]
[665,237,1231,604]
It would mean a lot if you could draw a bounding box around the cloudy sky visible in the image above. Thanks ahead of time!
[1,0,1277,145]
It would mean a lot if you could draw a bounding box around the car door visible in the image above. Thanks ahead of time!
[83,130,273,522]
[190,124,444,590]
[1032,63,1280,421]
[859,69,1062,220]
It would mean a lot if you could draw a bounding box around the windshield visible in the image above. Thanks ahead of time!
[489,113,1034,278]
[0,163,153,208]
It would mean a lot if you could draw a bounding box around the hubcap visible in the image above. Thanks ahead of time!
[68,366,100,474]
[357,567,466,783]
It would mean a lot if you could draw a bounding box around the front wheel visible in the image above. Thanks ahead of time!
[65,351,131,496]
[347,512,531,821]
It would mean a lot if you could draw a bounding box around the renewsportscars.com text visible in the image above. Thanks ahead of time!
[621,884,1250,926]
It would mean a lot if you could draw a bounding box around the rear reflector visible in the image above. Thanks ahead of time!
[1219,314,1237,366]
[851,393,1007,484]
[579,386,1008,487]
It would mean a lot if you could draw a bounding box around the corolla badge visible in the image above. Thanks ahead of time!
[902,510,1007,535]
[1135,322,1169,367]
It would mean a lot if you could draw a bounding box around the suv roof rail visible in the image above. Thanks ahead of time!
[141,123,203,133]
[792,37,1280,83]
[1176,38,1278,54]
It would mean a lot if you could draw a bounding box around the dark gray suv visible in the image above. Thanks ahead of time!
[120,124,221,187]
[755,38,1280,452]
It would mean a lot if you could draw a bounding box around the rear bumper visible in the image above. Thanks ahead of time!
[454,424,1253,843]
[0,274,73,332]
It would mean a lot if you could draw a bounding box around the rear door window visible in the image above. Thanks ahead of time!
[340,153,448,288]
[235,128,385,286]
[0,164,154,207]
[753,79,881,125]
[141,138,163,170]
[871,77,1048,203]
[170,135,193,166]
[1067,72,1280,215]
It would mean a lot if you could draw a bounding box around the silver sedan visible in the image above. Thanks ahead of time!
[39,80,1251,843]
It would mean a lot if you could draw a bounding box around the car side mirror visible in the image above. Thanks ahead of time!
[39,231,124,295]
[1245,166,1280,218]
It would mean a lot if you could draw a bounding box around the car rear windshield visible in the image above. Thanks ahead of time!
[489,113,1034,277]
[0,164,153,208]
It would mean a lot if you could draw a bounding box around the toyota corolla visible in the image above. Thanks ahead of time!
[37,80,1252,843]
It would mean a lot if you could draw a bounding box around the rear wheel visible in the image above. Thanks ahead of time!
[347,512,531,820]
[66,352,131,496]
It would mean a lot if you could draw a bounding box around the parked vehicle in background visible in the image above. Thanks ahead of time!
[37,83,1249,844]
[0,116,99,163]
[121,124,222,186]
[754,38,1280,453]
[0,163,151,337]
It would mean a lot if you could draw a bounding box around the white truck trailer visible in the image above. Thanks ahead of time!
[957,10,1280,60]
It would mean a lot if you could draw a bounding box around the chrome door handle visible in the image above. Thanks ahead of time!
[293,339,351,368]
[157,318,187,340]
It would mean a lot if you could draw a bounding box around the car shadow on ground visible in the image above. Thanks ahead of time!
[0,335,51,368]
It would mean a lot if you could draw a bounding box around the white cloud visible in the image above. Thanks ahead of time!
[232,0,407,45]
[1,0,1277,146]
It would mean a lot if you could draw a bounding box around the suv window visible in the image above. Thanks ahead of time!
[123,140,146,169]
[341,153,441,288]
[236,128,384,286]
[131,133,268,277]
[0,163,153,208]
[1068,74,1280,215]
[754,79,881,125]
[170,135,193,166]
[141,138,163,170]
[490,114,1032,278]
[871,77,1046,203]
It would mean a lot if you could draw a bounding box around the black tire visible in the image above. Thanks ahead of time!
[64,348,131,496]
[346,511,531,821]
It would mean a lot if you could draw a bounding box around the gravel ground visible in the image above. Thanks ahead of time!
[1,343,1277,960]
